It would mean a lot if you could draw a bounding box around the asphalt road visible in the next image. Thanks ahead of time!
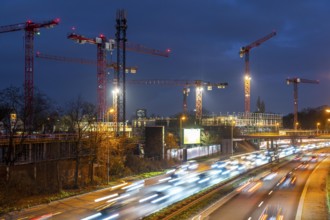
[208,154,325,220]
[2,162,211,220]
[2,148,327,220]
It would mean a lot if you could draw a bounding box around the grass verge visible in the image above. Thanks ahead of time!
[327,170,330,217]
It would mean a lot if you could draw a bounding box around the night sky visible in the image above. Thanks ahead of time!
[1,1,330,118]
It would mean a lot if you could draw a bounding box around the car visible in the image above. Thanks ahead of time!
[259,205,283,220]
[197,172,211,186]
[310,155,318,163]
[299,161,309,169]
[211,160,228,169]
[180,160,199,171]
[237,180,263,195]
[278,172,296,188]
[149,191,169,204]
[97,202,123,219]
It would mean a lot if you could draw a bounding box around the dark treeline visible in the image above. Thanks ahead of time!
[0,86,172,213]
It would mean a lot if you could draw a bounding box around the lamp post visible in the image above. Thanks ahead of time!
[276,122,279,133]
[295,122,299,130]
[316,122,320,135]
[231,120,236,155]
[180,116,186,148]
[107,144,110,184]
[112,88,120,136]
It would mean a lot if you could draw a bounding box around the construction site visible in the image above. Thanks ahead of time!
[0,9,322,161]
[2,3,330,220]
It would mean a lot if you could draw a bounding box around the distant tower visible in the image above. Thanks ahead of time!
[115,9,127,136]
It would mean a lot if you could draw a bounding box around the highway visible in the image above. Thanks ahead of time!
[208,151,328,220]
[2,144,329,220]
[3,163,212,220]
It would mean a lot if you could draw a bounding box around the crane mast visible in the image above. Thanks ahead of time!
[68,33,111,122]
[286,77,319,129]
[0,18,59,130]
[240,31,276,113]
[67,11,169,136]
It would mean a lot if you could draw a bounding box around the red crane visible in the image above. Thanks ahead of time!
[67,32,170,122]
[286,77,319,130]
[0,18,59,128]
[239,31,276,113]
[125,79,228,122]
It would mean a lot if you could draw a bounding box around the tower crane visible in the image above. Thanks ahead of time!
[240,31,276,113]
[35,52,137,121]
[125,79,228,122]
[286,77,319,130]
[67,31,170,124]
[68,32,112,122]
[0,18,59,128]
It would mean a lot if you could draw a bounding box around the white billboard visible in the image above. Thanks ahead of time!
[183,128,201,144]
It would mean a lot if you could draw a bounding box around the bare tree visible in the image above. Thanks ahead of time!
[0,86,25,181]
[85,123,109,185]
[64,96,96,188]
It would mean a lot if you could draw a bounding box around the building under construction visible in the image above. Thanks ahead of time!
[202,112,282,134]
[132,112,283,137]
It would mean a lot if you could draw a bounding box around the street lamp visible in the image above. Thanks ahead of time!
[295,122,299,130]
[316,122,320,135]
[179,116,186,148]
[107,144,110,184]
[231,120,236,155]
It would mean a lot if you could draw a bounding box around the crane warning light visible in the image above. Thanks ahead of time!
[166,49,171,53]
[54,18,60,23]
[99,33,105,38]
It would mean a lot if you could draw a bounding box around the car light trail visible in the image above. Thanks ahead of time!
[106,193,130,203]
[94,193,118,202]
[80,213,102,220]
[158,177,171,183]
[103,213,119,220]
[110,182,128,190]
[151,194,171,203]
[139,194,158,203]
